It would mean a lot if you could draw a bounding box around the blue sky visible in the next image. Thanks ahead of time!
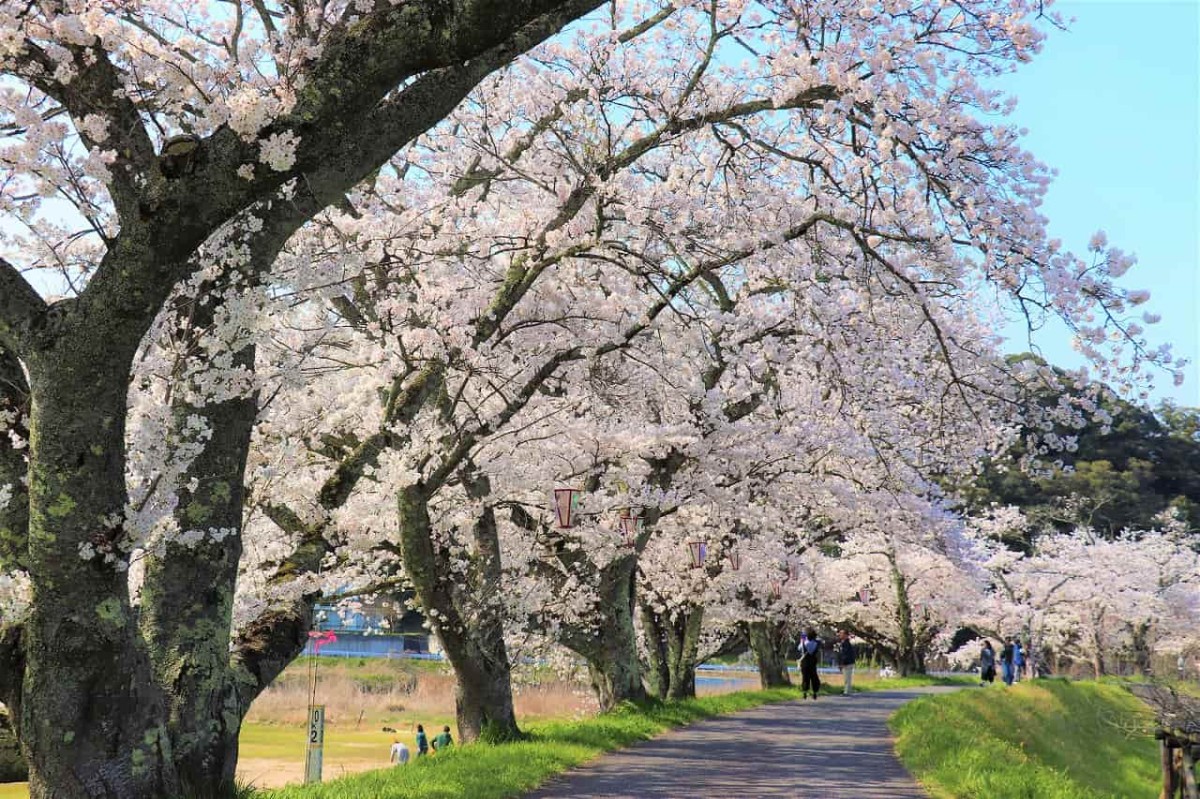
[994,1,1199,406]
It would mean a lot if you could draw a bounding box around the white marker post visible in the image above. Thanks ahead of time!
[304,705,325,784]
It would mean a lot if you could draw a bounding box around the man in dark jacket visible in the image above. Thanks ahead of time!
[836,630,857,696]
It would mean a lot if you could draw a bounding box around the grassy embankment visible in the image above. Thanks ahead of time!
[891,678,1161,799]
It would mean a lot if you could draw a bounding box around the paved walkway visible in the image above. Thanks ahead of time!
[525,687,959,798]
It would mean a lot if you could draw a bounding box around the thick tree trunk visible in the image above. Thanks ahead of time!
[666,608,703,699]
[640,603,670,701]
[556,555,646,710]
[444,626,521,743]
[1130,622,1153,677]
[398,481,521,743]
[137,347,257,794]
[23,340,178,798]
[1091,621,1106,679]
[889,556,924,677]
[747,621,792,689]
[583,594,646,710]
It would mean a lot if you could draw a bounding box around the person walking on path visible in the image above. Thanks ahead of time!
[1012,639,1025,682]
[979,640,996,685]
[836,630,857,696]
[432,725,454,753]
[799,628,823,699]
[415,724,429,757]
[1000,638,1015,686]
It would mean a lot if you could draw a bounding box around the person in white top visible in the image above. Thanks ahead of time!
[389,739,410,765]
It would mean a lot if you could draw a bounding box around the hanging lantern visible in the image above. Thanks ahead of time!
[617,505,641,520]
[688,540,708,569]
[619,516,640,548]
[553,487,582,528]
[768,579,782,599]
[785,560,800,583]
[726,548,742,571]
[858,588,871,605]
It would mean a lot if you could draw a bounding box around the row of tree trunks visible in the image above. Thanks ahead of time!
[640,603,704,700]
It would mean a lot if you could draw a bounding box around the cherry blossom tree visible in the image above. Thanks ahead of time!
[0,2,606,795]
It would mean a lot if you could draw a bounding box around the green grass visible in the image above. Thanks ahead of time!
[852,674,978,693]
[0,784,25,799]
[265,687,801,798]
[890,678,1160,799]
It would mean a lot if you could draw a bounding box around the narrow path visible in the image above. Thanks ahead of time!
[524,687,960,798]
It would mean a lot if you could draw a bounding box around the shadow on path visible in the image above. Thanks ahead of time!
[524,688,961,798]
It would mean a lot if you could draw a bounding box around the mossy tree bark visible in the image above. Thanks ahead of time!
[22,313,180,798]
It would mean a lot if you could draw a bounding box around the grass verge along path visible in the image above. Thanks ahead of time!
[265,687,801,799]
[890,678,1159,799]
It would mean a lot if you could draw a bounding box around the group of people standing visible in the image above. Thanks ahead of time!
[978,637,1027,686]
[798,629,858,699]
[389,723,454,765]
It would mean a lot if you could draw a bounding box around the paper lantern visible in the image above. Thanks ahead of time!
[553,487,582,528]
[688,541,708,569]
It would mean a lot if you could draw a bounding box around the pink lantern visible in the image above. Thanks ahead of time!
[768,579,782,599]
[785,561,800,582]
[688,541,708,569]
[617,505,641,519]
[553,487,582,528]
[727,549,742,571]
[619,516,640,548]
[858,588,871,605]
